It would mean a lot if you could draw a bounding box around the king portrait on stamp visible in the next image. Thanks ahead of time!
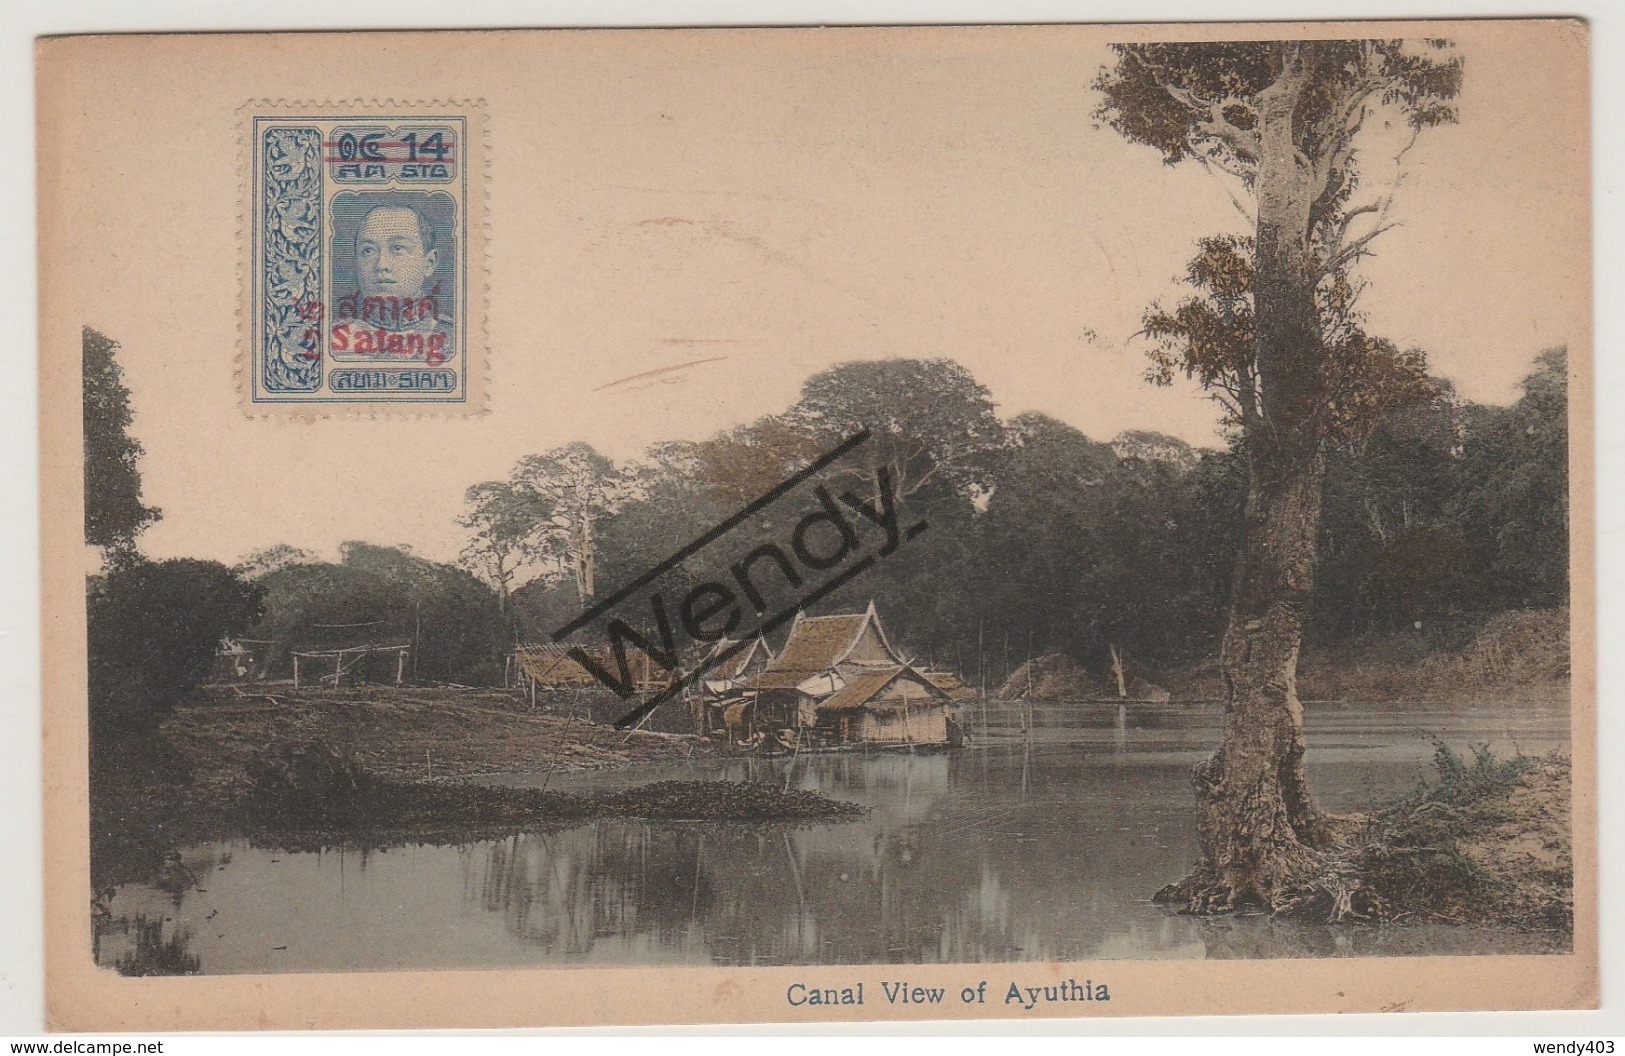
[331,197,457,367]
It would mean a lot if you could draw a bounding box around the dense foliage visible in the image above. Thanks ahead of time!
[244,543,508,686]
[477,353,1567,688]
[82,336,1565,705]
[85,332,266,740]
[88,559,264,740]
[83,328,160,559]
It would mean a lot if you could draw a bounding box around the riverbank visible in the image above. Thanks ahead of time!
[1281,749,1573,939]
[94,700,1571,972]
[90,685,864,890]
[169,685,711,789]
[1171,608,1570,707]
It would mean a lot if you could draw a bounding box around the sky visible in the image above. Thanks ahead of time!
[42,23,1589,569]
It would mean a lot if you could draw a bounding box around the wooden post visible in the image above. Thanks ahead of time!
[293,654,300,689]
[395,649,406,685]
[1110,643,1127,699]
[334,651,343,689]
[977,617,988,737]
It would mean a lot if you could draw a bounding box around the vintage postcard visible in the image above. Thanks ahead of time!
[37,21,1594,1031]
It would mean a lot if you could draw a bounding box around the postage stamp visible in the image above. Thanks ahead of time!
[242,104,486,413]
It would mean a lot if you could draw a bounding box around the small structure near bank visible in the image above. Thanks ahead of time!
[701,634,776,697]
[506,642,670,708]
[698,634,775,737]
[508,643,605,692]
[731,602,957,750]
[291,642,411,688]
[919,669,975,701]
[815,665,956,745]
[210,638,265,683]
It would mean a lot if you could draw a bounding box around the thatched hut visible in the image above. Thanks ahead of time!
[737,602,956,748]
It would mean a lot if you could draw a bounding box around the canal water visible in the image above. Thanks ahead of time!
[94,703,1570,974]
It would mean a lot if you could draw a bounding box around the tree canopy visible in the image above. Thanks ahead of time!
[453,351,1559,693]
[83,328,160,558]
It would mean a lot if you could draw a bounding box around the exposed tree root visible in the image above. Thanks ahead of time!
[1159,749,1572,940]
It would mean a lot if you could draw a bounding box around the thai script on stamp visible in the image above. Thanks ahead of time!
[243,104,485,412]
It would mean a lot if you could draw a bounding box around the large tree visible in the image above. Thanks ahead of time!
[784,358,1005,499]
[457,479,554,619]
[1099,40,1462,910]
[508,443,631,607]
[83,328,160,559]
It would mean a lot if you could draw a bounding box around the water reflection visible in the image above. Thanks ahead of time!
[94,705,1570,974]
[102,914,202,976]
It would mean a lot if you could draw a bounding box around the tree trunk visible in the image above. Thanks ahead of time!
[1162,448,1333,912]
[573,510,596,606]
[1158,46,1343,913]
[575,506,594,604]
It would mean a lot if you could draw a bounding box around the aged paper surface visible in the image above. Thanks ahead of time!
[38,21,1594,1031]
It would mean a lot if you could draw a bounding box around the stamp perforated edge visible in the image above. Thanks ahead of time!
[235,99,491,420]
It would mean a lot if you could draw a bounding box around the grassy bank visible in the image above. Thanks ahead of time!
[166,684,710,792]
[1281,746,1573,941]
[1167,607,1570,706]
[90,685,861,892]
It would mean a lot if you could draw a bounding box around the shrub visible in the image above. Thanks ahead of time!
[87,559,263,741]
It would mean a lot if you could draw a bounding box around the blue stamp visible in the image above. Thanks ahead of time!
[329,191,457,367]
[246,106,484,411]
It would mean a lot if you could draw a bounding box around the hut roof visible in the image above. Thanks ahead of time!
[514,643,605,687]
[816,668,903,713]
[920,670,974,699]
[817,665,949,714]
[742,667,819,692]
[703,635,773,682]
[771,613,869,672]
[748,602,904,692]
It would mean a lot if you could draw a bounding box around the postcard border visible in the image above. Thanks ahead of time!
[36,18,1596,1031]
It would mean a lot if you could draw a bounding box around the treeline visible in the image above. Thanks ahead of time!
[482,351,1567,683]
[84,329,508,741]
[83,324,1567,741]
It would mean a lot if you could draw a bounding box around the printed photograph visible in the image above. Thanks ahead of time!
[329,191,458,364]
[52,24,1586,996]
